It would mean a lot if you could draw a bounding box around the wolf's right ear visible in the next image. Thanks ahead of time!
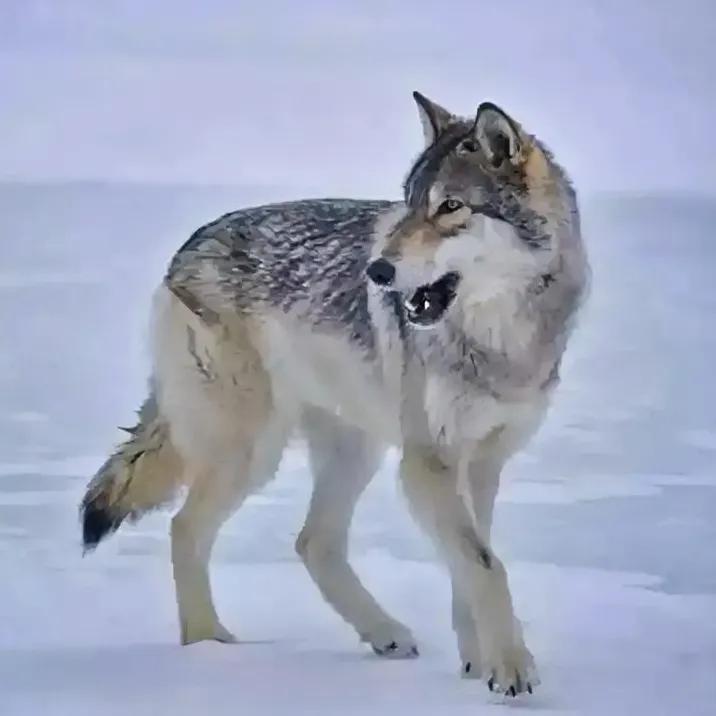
[413,91,452,147]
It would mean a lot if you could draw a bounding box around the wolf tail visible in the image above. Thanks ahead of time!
[81,393,183,551]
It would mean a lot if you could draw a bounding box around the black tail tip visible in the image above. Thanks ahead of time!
[81,501,121,552]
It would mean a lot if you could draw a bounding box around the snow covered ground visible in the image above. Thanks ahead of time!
[1,185,716,714]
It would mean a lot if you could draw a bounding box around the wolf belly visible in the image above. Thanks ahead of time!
[256,312,402,444]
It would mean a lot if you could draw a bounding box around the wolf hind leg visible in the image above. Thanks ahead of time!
[172,418,289,645]
[171,463,245,645]
[296,406,418,659]
[154,285,290,644]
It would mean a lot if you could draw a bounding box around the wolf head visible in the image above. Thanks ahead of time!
[367,93,581,327]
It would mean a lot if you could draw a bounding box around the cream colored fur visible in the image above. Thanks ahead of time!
[135,268,545,694]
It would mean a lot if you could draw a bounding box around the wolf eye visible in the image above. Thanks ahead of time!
[437,198,464,214]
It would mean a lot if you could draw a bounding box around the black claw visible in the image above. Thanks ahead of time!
[464,661,472,674]
[373,640,418,657]
[487,676,495,692]
[373,641,397,655]
[508,686,516,698]
[527,683,533,695]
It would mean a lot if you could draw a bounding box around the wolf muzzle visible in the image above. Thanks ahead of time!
[404,271,461,327]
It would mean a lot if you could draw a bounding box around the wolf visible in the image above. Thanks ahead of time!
[81,92,588,697]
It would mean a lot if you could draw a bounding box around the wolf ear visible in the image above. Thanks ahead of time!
[473,102,526,168]
[413,91,453,147]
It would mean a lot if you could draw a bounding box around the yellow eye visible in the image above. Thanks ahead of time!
[438,198,464,214]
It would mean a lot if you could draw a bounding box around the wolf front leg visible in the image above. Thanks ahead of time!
[451,453,502,679]
[453,446,518,679]
[400,445,536,696]
[297,407,418,658]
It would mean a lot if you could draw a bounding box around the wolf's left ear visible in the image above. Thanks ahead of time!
[473,102,527,168]
[413,91,453,147]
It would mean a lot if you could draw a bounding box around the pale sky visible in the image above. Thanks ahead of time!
[1,0,714,195]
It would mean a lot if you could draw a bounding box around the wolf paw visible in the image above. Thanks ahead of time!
[362,622,419,659]
[180,620,238,646]
[483,644,538,696]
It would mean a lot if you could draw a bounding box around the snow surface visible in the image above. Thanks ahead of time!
[4,5,716,710]
[2,188,716,714]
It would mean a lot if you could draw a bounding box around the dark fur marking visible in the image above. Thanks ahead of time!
[128,450,144,466]
[168,282,220,326]
[478,546,493,570]
[186,326,214,381]
[382,290,407,344]
[81,502,120,551]
[533,272,556,294]
[459,526,493,570]
[403,126,471,208]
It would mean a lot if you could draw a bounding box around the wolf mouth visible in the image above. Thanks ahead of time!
[404,271,461,327]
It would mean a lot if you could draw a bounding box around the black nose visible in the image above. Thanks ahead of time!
[366,258,395,286]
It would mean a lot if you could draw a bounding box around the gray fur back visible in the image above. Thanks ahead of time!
[166,198,394,353]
